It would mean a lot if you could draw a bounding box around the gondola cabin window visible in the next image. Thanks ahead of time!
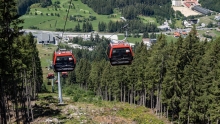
[112,48,132,58]
[56,56,74,65]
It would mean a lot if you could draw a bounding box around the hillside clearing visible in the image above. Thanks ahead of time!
[31,93,169,124]
[35,43,170,124]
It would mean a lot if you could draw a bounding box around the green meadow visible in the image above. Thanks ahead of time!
[19,0,158,31]
[175,20,184,29]
[20,0,121,31]
[197,15,216,25]
[138,15,157,24]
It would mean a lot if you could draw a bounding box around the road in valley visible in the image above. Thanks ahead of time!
[23,27,217,41]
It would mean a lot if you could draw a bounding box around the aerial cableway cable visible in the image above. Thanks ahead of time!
[61,0,73,44]
[107,18,134,66]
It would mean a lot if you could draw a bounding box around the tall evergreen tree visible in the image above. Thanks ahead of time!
[0,1,42,123]
[149,34,167,116]
[203,38,220,123]
[178,26,202,123]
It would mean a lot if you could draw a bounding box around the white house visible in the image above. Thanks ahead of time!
[172,0,182,6]
[158,21,171,31]
[143,39,151,48]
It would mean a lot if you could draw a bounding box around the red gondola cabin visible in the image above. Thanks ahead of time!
[55,80,58,84]
[47,73,54,79]
[107,42,134,66]
[53,49,76,72]
[61,72,68,78]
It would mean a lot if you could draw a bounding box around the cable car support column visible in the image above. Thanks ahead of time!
[52,78,54,93]
[55,0,73,104]
[58,72,63,104]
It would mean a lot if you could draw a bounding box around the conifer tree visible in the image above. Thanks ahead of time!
[202,38,220,123]
[75,58,91,89]
[148,34,167,116]
[0,1,42,123]
[101,62,113,101]
[178,25,202,123]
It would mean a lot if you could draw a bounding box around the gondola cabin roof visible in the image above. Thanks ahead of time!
[109,42,134,54]
[47,73,54,76]
[55,50,73,56]
[47,73,54,79]
[110,42,131,48]
[53,49,76,65]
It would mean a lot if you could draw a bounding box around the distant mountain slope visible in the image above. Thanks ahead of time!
[199,0,220,12]
[81,0,173,20]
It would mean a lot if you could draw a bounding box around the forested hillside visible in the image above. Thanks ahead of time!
[63,26,220,124]
[18,0,174,28]
[81,0,174,22]
[0,0,43,123]
[199,0,220,12]
[18,0,173,20]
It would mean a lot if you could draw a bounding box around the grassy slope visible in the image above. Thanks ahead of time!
[197,15,216,25]
[175,20,184,29]
[19,0,157,31]
[21,0,123,30]
[38,44,57,90]
[197,29,220,40]
[139,15,158,25]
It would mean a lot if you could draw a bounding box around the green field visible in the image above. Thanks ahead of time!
[20,0,122,31]
[197,15,216,25]
[175,20,184,29]
[19,0,158,32]
[197,29,220,40]
[138,15,157,24]
[37,43,57,90]
[166,35,178,43]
